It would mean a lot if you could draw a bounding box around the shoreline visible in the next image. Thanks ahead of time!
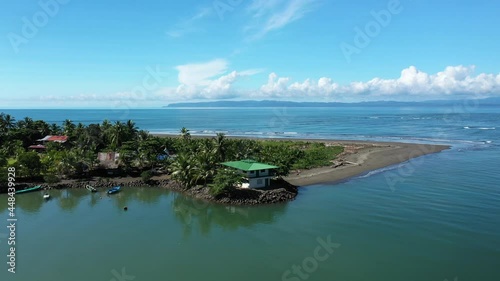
[7,136,450,206]
[153,133,451,186]
[9,177,298,206]
[284,141,449,186]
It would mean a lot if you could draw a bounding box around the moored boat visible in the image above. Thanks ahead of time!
[15,185,43,194]
[86,185,97,192]
[43,194,50,200]
[107,186,121,194]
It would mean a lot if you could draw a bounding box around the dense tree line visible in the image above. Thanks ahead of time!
[1,113,343,195]
[0,113,162,184]
[169,128,343,194]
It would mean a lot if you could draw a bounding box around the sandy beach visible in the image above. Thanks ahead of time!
[153,134,451,187]
[284,141,450,186]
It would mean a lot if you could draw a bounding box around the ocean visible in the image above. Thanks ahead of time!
[1,105,499,281]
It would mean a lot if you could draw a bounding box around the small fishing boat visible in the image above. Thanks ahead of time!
[86,185,97,192]
[107,186,121,195]
[43,194,50,200]
[15,185,42,194]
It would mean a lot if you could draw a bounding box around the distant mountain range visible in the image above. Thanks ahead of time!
[165,97,500,108]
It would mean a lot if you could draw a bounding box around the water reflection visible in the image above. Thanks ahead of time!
[88,192,101,207]
[0,195,8,213]
[109,189,134,209]
[105,187,168,209]
[172,194,288,238]
[134,188,169,204]
[15,192,44,213]
[5,187,171,215]
[57,189,86,211]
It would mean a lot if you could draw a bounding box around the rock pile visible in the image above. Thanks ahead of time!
[10,178,297,206]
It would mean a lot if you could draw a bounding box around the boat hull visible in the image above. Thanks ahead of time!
[16,185,42,194]
[107,186,121,194]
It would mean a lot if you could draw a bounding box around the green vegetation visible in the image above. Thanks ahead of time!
[292,143,344,169]
[17,151,42,178]
[168,131,343,194]
[43,174,61,184]
[141,170,153,184]
[0,113,160,191]
[210,168,244,196]
[0,113,343,194]
[7,158,16,165]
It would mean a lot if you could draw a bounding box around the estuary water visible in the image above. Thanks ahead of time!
[1,105,499,281]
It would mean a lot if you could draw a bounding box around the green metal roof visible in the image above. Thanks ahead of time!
[221,160,278,171]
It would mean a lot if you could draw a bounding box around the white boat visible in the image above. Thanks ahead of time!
[86,185,97,192]
[43,194,50,200]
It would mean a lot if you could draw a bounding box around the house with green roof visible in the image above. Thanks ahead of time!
[221,160,278,189]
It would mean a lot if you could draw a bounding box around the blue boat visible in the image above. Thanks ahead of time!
[107,186,121,195]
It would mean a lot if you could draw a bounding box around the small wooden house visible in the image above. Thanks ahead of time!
[221,160,278,189]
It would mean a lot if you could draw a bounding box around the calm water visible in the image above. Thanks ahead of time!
[1,106,499,281]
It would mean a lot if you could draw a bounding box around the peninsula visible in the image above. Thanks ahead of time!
[0,114,449,205]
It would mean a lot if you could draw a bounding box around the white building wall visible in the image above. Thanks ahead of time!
[249,177,272,188]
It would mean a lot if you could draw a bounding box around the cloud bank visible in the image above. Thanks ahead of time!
[37,64,500,106]
[156,64,500,102]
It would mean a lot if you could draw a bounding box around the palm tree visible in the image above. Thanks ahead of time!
[5,140,23,157]
[15,117,33,130]
[63,119,75,136]
[125,120,138,140]
[56,150,77,178]
[50,123,62,135]
[231,139,256,160]
[180,127,191,141]
[195,142,217,185]
[0,114,16,131]
[109,121,126,149]
[33,120,50,136]
[138,130,149,141]
[75,122,84,133]
[71,147,96,175]
[76,124,99,151]
[101,119,112,131]
[213,133,227,163]
[170,153,201,188]
[101,119,112,144]
[133,151,148,169]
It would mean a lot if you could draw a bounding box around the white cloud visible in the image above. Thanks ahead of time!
[247,0,283,18]
[155,59,263,101]
[260,72,290,95]
[161,65,500,102]
[35,65,500,106]
[166,7,212,38]
[245,0,318,40]
[176,59,229,86]
[249,65,500,101]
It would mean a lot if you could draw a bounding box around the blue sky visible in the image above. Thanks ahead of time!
[1,0,500,108]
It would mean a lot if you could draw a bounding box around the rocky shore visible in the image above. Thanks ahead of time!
[169,179,298,205]
[9,177,298,206]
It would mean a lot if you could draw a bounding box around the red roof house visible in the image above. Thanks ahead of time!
[37,135,69,143]
[28,144,46,150]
